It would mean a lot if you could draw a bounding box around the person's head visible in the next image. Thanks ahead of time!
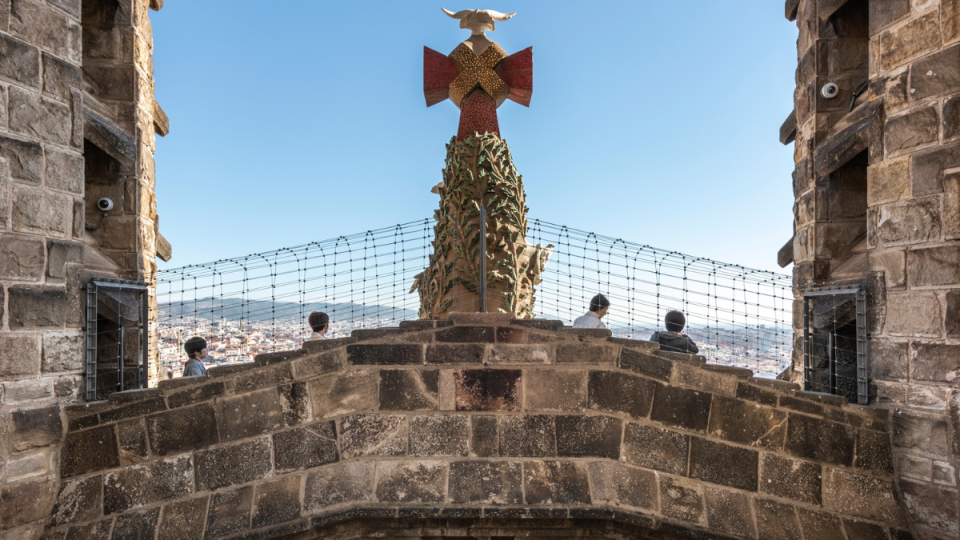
[665,310,686,333]
[589,294,610,318]
[184,336,208,360]
[308,312,329,334]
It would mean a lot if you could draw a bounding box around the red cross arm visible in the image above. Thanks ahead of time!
[424,46,459,107]
[495,46,533,107]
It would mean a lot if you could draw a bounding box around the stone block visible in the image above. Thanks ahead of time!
[753,498,801,540]
[409,415,468,456]
[8,285,67,328]
[823,468,906,525]
[157,495,209,540]
[556,343,618,364]
[379,369,438,410]
[455,369,521,411]
[886,292,942,337]
[0,135,42,185]
[498,415,556,457]
[231,362,293,393]
[292,349,344,380]
[935,460,957,486]
[146,403,218,456]
[843,520,892,540]
[117,419,148,460]
[489,344,552,364]
[947,170,960,240]
[688,437,757,491]
[901,479,960,534]
[435,325,494,343]
[658,475,703,523]
[870,0,910,35]
[103,455,193,514]
[205,485,253,538]
[309,368,378,419]
[555,415,621,458]
[9,0,80,62]
[448,460,521,504]
[523,460,590,504]
[46,241,81,281]
[101,397,166,424]
[868,338,908,381]
[0,33,39,87]
[63,518,112,540]
[346,343,422,365]
[911,342,960,383]
[879,10,941,70]
[524,368,586,411]
[2,378,51,402]
[49,475,102,526]
[375,460,447,503]
[785,414,855,466]
[894,409,948,456]
[195,437,272,491]
[61,425,119,477]
[41,52,81,104]
[273,421,338,471]
[111,507,159,540]
[622,423,688,475]
[797,508,844,539]
[587,370,655,418]
[618,347,673,381]
[707,395,786,449]
[0,477,56,530]
[165,381,224,409]
[760,453,821,505]
[217,388,284,442]
[886,105,940,156]
[438,369,455,410]
[869,249,906,289]
[909,245,960,287]
[11,404,61,451]
[426,343,483,364]
[587,461,656,510]
[41,331,82,372]
[0,333,40,377]
[703,486,756,539]
[304,461,374,509]
[947,95,960,141]
[913,144,960,196]
[867,156,909,206]
[470,415,498,457]
[650,384,712,432]
[340,414,407,458]
[4,448,50,480]
[911,44,960,102]
[253,475,300,528]
[8,86,71,145]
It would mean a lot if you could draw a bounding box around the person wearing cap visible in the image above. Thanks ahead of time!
[573,294,610,329]
[182,336,209,377]
[306,311,329,341]
[650,310,699,354]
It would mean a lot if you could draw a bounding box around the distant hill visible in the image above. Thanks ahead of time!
[158,297,419,323]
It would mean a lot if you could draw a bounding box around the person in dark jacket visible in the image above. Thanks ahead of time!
[182,336,209,377]
[650,310,699,354]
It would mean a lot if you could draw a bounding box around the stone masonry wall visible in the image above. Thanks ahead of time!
[789,0,960,537]
[42,313,907,540]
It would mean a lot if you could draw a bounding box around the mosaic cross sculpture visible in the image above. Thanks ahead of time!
[424,8,532,139]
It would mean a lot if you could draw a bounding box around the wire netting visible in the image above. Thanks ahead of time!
[156,218,792,378]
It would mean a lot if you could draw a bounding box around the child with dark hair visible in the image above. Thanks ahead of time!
[182,336,209,377]
[307,312,330,341]
[573,294,610,329]
[650,310,699,353]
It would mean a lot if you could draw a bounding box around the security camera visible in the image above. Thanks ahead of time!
[821,83,839,99]
[97,198,114,212]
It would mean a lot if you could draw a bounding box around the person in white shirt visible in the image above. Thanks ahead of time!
[306,311,329,341]
[573,294,610,329]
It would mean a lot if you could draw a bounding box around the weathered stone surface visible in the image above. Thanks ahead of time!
[797,508,844,539]
[912,145,960,196]
[112,507,160,540]
[618,347,673,381]
[436,325,494,343]
[886,293,942,337]
[0,233,44,280]
[703,486,756,538]
[455,369,521,411]
[379,369,438,410]
[146,403,218,456]
[217,388,284,442]
[40,331,81,375]
[879,10,941,70]
[910,44,960,102]
[9,0,81,62]
[116,419,148,460]
[470,415,498,457]
[0,135,43,185]
[448,461,521,504]
[273,421,338,471]
[587,370,655,418]
[658,475,703,523]
[0,333,40,377]
[909,246,960,287]
[876,197,942,247]
[12,404,61,451]
[867,156,909,206]
[8,285,68,327]
[253,475,300,528]
[651,384,712,432]
[304,461,374,509]
[410,415,468,456]
[946,170,960,239]
[524,369,585,411]
[489,344,552,364]
[347,343,422,365]
[947,292,960,339]
[426,343,483,364]
[555,415,621,459]
[61,425,119,477]
[375,460,447,503]
[8,86,71,144]
[754,498,801,540]
[622,423,688,475]
[689,437,758,491]
[588,461,656,509]
[157,495,208,540]
[231,363,293,393]
[309,368,377,418]
[910,342,960,383]
[205,485,253,538]
[0,477,56,530]
[760,453,821,505]
[195,437,272,491]
[900,479,959,535]
[823,468,905,525]
[165,381,224,409]
[49,475,102,527]
[555,343,618,365]
[63,517,112,540]
[868,339,908,381]
[947,95,960,141]
[0,32,40,87]
[499,415,556,457]
[707,396,786,449]
[895,409,949,456]
[41,52,81,104]
[103,455,193,514]
[785,414,855,466]
[340,414,407,458]
[523,461,590,504]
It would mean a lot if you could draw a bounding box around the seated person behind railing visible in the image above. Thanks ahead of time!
[307,311,329,341]
[573,294,609,329]
[649,310,699,354]
[182,336,209,377]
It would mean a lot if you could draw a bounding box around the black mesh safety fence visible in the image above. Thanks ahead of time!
[155,218,792,378]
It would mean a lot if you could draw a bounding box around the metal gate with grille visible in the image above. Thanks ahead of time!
[84,278,150,401]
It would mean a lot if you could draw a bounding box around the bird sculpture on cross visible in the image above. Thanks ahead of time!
[424,8,533,140]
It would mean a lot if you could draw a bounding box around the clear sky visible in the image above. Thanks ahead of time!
[152,1,798,274]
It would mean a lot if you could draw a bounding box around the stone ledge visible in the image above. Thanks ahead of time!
[560,328,613,339]
[449,312,516,325]
[302,337,357,353]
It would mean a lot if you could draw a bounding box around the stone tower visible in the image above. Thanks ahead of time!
[782,0,960,536]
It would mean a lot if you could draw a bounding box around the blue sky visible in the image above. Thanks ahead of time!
[153,1,798,273]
